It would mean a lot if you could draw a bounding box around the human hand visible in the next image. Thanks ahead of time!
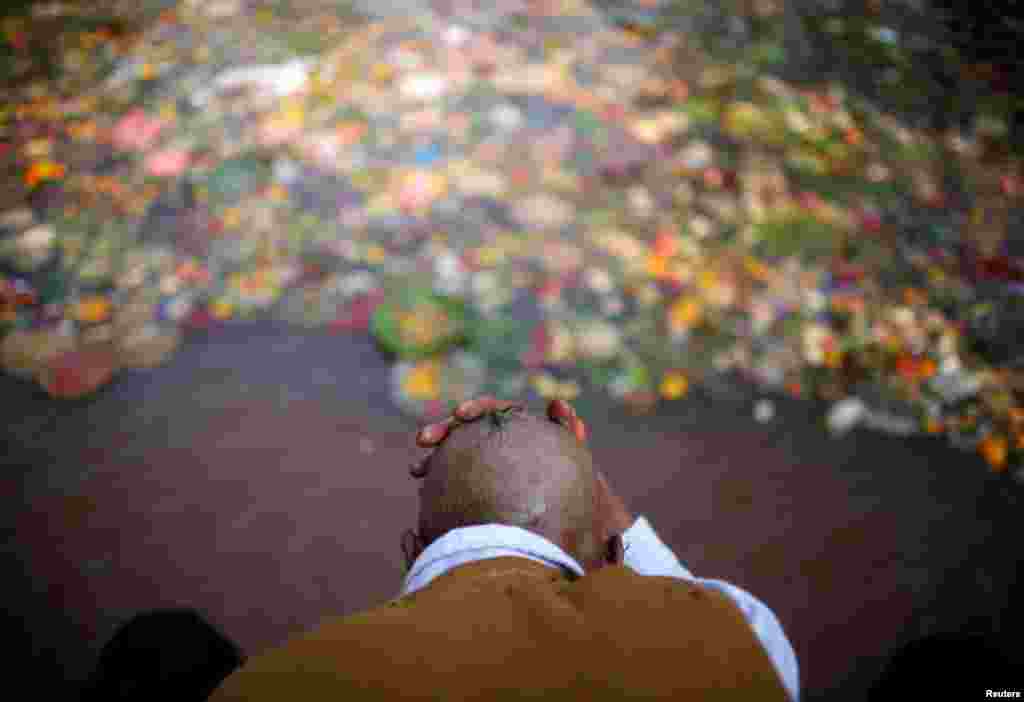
[411,397,584,476]
[410,396,634,536]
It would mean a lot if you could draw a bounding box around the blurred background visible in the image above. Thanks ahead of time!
[2,0,1023,698]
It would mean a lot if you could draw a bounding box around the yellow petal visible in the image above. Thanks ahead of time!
[697,270,719,293]
[630,118,663,144]
[223,207,242,230]
[743,256,770,282]
[669,296,703,331]
[268,184,289,203]
[371,62,395,84]
[211,299,234,320]
[404,360,441,400]
[74,296,112,323]
[659,372,689,400]
[646,254,669,279]
[365,245,386,265]
[979,434,1009,472]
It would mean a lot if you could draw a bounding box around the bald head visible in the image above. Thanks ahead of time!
[416,408,603,568]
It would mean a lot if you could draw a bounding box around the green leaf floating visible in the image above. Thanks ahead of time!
[628,362,651,391]
[682,96,721,124]
[203,154,272,209]
[469,315,531,368]
[753,213,843,262]
[371,287,470,360]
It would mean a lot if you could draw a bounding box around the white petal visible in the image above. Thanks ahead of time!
[827,397,866,435]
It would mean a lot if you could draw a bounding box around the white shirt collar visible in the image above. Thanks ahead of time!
[399,523,586,597]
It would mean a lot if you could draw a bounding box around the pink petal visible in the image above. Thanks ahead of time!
[329,292,385,333]
[530,323,551,355]
[796,191,825,211]
[112,109,167,152]
[144,148,191,177]
[1001,174,1021,197]
[398,173,437,211]
[603,103,626,123]
[423,399,447,421]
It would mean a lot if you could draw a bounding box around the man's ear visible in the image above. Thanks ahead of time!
[605,533,624,567]
[401,528,424,572]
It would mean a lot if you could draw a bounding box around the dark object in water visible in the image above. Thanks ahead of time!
[81,608,245,702]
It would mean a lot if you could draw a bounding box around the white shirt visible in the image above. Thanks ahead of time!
[399,516,800,702]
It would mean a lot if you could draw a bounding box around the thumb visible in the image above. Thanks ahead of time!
[547,399,587,443]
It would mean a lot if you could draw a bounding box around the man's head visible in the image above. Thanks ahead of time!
[403,407,622,573]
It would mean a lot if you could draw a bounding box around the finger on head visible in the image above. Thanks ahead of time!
[416,417,456,447]
[547,398,573,424]
[457,396,511,420]
[547,399,586,442]
[455,396,492,420]
[457,396,520,420]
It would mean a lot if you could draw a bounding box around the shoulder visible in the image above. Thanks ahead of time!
[571,565,738,607]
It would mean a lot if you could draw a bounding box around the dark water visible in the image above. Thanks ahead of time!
[3,319,1023,700]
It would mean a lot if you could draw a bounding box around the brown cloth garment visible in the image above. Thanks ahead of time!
[209,557,790,700]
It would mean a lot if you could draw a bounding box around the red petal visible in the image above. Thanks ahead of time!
[537,279,561,300]
[530,323,551,353]
[43,349,116,398]
[859,209,882,233]
[186,306,215,329]
[329,318,355,333]
[797,191,824,211]
[603,104,626,123]
[1001,175,1022,197]
[520,350,544,369]
[979,256,1024,283]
